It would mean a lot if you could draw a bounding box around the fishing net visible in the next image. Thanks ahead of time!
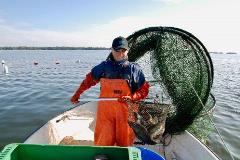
[125,27,215,143]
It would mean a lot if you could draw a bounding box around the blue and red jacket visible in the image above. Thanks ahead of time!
[71,58,149,103]
[91,59,145,93]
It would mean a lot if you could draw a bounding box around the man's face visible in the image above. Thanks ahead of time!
[112,48,128,61]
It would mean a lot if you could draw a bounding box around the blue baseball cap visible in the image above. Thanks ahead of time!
[112,36,129,51]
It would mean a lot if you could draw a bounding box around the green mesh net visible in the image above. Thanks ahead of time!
[126,27,215,136]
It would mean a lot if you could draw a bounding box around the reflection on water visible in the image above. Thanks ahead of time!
[0,50,239,159]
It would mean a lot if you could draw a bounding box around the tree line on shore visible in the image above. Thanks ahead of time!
[0,46,109,50]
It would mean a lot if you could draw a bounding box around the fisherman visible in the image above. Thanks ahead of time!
[71,36,149,146]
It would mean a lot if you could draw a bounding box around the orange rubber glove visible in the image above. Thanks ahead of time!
[71,72,99,104]
[119,81,150,102]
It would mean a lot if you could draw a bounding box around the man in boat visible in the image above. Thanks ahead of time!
[71,36,149,146]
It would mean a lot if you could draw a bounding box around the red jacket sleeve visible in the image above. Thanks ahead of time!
[131,81,150,101]
[71,72,99,103]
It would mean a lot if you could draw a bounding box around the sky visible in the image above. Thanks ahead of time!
[0,0,240,52]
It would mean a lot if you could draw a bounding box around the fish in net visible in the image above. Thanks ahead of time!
[127,101,170,144]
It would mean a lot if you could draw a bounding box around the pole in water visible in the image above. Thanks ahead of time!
[2,60,9,74]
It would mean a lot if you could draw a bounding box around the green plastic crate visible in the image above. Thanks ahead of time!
[0,143,142,160]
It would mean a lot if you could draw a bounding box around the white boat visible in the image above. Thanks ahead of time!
[24,101,220,160]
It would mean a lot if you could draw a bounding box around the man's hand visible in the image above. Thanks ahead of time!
[70,94,79,104]
[118,96,132,103]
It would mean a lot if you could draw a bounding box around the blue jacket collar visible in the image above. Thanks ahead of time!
[111,58,129,66]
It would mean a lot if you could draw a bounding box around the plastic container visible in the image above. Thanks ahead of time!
[138,147,165,160]
[0,143,141,160]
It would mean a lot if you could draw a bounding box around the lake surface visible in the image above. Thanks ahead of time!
[0,50,239,159]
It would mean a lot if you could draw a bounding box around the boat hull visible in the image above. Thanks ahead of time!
[24,101,219,160]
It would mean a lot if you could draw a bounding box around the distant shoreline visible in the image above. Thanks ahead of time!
[210,52,238,54]
[0,47,109,50]
[0,48,238,54]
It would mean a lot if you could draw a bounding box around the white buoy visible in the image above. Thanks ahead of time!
[33,61,38,65]
[2,60,9,74]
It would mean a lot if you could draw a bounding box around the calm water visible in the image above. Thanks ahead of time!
[0,50,239,159]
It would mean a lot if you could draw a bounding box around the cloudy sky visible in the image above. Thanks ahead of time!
[0,0,239,52]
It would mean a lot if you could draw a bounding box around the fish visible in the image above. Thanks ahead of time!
[128,102,170,144]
